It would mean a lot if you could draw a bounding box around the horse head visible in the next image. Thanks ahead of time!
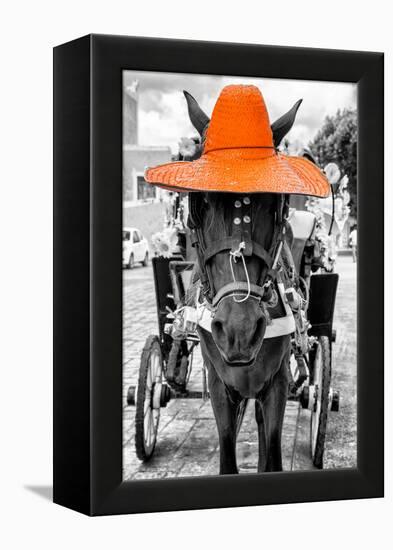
[190,192,279,368]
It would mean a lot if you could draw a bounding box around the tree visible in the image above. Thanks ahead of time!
[309,109,357,217]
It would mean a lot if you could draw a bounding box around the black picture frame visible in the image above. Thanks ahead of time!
[53,34,384,516]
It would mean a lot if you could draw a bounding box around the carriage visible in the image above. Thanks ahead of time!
[126,195,340,469]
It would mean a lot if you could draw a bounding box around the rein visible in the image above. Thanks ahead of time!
[188,193,289,311]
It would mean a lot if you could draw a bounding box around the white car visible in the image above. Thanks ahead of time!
[122,227,149,269]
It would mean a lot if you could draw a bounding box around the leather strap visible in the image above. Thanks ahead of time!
[203,237,236,262]
[203,238,273,268]
[252,242,274,268]
[212,282,266,308]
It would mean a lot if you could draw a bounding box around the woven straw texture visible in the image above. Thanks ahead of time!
[145,85,330,198]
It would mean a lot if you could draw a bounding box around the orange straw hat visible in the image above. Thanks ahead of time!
[145,85,330,197]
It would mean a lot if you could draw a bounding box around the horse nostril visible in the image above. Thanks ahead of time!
[212,319,223,336]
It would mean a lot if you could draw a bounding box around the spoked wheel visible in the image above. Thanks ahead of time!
[135,335,163,461]
[310,336,331,469]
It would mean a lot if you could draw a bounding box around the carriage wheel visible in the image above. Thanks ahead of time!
[135,335,163,461]
[310,336,331,469]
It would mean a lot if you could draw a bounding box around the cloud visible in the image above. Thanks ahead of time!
[138,97,194,149]
[124,70,225,99]
[125,70,356,153]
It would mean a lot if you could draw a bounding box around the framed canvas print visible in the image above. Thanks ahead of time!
[53,34,384,516]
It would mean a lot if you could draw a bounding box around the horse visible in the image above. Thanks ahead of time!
[183,91,302,474]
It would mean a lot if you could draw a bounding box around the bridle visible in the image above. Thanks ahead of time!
[187,193,289,311]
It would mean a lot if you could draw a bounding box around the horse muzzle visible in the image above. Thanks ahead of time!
[211,299,267,368]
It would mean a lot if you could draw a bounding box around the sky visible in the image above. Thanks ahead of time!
[123,70,356,154]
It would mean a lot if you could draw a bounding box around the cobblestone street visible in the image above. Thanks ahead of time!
[123,255,357,480]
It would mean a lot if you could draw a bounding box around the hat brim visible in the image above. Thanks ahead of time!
[145,150,330,198]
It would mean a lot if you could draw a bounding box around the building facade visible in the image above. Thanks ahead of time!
[123,145,170,204]
[123,81,172,243]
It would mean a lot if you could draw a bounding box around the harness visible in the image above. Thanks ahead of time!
[187,193,290,311]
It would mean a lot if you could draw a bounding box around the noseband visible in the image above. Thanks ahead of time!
[187,193,289,310]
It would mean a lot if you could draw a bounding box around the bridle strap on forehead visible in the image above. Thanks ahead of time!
[203,238,273,268]
[212,282,267,308]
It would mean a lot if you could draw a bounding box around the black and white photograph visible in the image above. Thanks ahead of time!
[122,71,358,480]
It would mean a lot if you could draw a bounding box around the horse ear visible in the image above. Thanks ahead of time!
[183,91,210,137]
[271,99,303,147]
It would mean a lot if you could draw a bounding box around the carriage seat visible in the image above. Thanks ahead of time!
[288,209,317,275]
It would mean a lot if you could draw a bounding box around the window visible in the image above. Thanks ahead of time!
[133,231,140,243]
[137,175,156,201]
[123,231,131,241]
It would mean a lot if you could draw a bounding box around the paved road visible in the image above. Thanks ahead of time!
[123,256,357,479]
